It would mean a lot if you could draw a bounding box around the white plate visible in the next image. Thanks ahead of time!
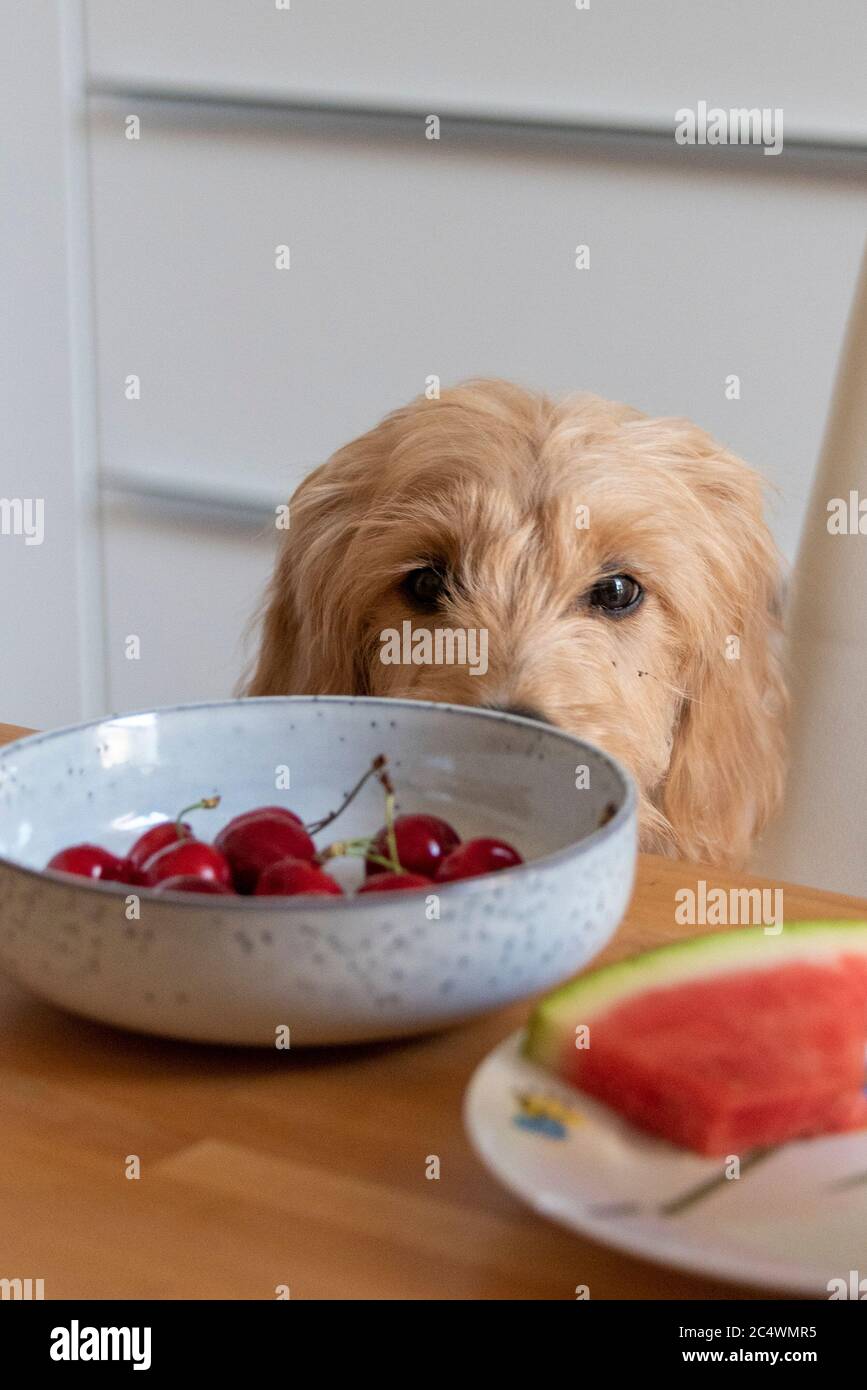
[464,1030,867,1296]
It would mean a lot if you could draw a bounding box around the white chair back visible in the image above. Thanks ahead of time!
[753,247,867,896]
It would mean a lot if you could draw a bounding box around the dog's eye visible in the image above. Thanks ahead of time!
[402,565,448,610]
[588,574,643,616]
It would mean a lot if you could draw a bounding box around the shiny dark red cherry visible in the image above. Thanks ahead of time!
[255,857,344,897]
[221,805,303,831]
[215,810,315,893]
[365,814,460,878]
[143,839,233,889]
[154,875,235,895]
[356,871,432,894]
[47,843,126,881]
[116,859,146,886]
[127,820,193,872]
[435,837,523,883]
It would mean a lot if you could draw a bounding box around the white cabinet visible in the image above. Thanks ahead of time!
[89,97,867,572]
[100,498,277,712]
[85,0,867,144]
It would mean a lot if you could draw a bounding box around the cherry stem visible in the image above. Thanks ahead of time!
[383,791,401,874]
[374,765,402,874]
[175,795,221,838]
[305,754,387,836]
[317,839,394,872]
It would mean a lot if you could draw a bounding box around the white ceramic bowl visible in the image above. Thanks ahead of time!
[0,697,637,1045]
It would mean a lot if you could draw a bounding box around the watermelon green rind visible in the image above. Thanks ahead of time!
[523,919,867,1070]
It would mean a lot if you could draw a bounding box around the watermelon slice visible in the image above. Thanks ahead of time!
[524,921,867,1156]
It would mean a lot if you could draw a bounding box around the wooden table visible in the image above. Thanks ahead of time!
[2,720,865,1300]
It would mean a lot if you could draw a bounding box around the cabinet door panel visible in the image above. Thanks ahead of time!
[89,106,867,560]
[85,1,867,144]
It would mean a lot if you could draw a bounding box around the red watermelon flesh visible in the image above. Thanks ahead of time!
[524,923,867,1157]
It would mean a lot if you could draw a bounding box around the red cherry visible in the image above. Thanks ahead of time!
[143,839,232,889]
[356,872,432,894]
[116,859,146,886]
[255,857,344,897]
[128,794,223,870]
[47,843,126,882]
[127,820,193,872]
[221,805,303,830]
[436,837,523,883]
[154,874,235,896]
[365,814,460,878]
[215,810,315,893]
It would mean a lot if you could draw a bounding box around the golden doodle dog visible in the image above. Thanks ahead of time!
[247,380,786,866]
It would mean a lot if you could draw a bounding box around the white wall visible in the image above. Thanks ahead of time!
[0,1,104,729]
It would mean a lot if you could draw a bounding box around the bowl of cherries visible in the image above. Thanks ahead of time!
[0,696,636,1045]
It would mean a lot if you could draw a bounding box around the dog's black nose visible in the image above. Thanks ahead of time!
[487,703,550,725]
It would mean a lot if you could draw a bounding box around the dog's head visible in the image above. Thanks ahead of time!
[248,380,786,865]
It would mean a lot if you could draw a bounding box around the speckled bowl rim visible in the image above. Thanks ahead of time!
[0,696,637,911]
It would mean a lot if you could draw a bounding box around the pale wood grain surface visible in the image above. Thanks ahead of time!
[1,720,865,1300]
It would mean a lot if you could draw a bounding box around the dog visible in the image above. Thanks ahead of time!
[247,380,786,866]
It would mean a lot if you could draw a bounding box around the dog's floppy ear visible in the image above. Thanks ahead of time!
[657,434,787,867]
[245,429,385,696]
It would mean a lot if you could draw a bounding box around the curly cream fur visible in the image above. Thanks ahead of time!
[247,380,787,866]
